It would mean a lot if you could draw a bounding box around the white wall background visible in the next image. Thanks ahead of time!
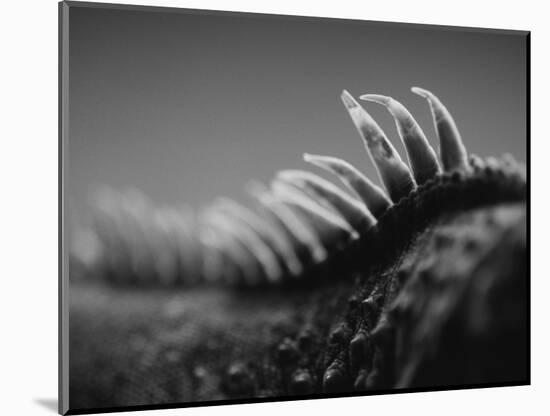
[1,0,546,415]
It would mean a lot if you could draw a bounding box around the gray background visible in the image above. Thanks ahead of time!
[68,5,527,216]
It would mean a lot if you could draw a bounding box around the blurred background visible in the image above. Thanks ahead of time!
[68,5,527,220]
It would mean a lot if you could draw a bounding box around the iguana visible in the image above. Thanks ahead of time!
[67,87,528,413]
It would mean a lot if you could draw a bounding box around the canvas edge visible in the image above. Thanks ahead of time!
[63,0,530,36]
[59,1,70,415]
[57,1,531,414]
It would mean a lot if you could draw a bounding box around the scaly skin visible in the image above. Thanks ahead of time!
[69,160,527,411]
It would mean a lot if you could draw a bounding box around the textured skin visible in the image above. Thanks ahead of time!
[69,160,527,411]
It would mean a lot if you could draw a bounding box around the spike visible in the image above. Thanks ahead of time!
[150,208,180,285]
[276,169,375,232]
[290,370,314,395]
[303,153,391,217]
[501,153,517,168]
[468,154,486,172]
[213,222,263,285]
[203,211,264,285]
[247,181,327,264]
[360,94,441,184]
[323,366,348,393]
[485,156,501,173]
[91,189,135,283]
[197,222,232,283]
[341,89,416,202]
[329,323,351,344]
[206,210,283,284]
[276,338,299,365]
[113,190,155,283]
[354,369,369,390]
[215,198,303,276]
[361,293,383,322]
[501,153,526,177]
[364,369,380,389]
[350,331,370,370]
[169,208,202,285]
[411,87,469,172]
[271,179,359,245]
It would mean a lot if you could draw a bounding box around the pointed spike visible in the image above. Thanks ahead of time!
[246,180,327,264]
[411,87,469,172]
[215,198,303,277]
[271,179,359,245]
[341,90,416,202]
[276,169,375,232]
[303,153,391,218]
[360,94,441,184]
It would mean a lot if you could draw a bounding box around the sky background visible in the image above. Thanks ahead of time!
[67,4,527,217]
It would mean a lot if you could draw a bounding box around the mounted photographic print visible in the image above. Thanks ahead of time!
[59,1,529,414]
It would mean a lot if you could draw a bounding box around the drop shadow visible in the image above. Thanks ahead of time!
[35,398,58,413]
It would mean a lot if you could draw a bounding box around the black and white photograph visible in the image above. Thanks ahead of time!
[59,1,529,414]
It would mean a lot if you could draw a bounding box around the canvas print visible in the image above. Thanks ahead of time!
[60,1,529,414]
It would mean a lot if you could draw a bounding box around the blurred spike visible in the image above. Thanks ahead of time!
[303,153,391,217]
[354,369,369,390]
[197,222,231,283]
[350,331,370,370]
[501,153,526,177]
[150,208,180,285]
[116,189,160,284]
[271,179,359,244]
[276,169,375,232]
[247,180,327,264]
[323,365,348,393]
[169,208,202,284]
[501,153,517,168]
[290,370,314,395]
[361,293,382,321]
[364,369,380,389]
[276,338,299,365]
[486,156,500,172]
[69,225,103,272]
[371,315,394,350]
[215,197,303,276]
[329,322,351,344]
[468,154,486,172]
[91,188,135,283]
[206,210,282,284]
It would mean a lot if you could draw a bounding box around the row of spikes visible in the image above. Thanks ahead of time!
[70,87,496,287]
